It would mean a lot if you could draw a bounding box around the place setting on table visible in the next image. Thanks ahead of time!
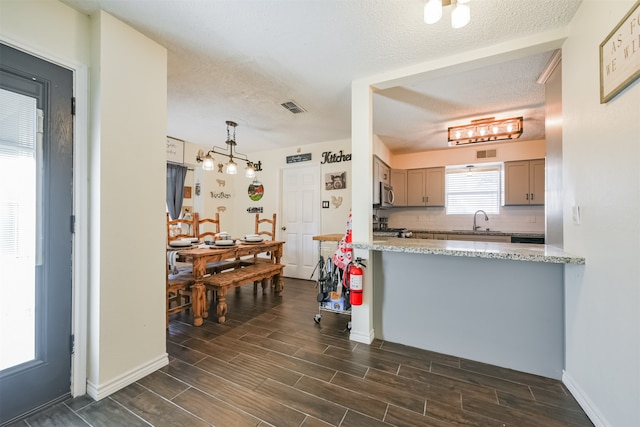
[168,232,267,251]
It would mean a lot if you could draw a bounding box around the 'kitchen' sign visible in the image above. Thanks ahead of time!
[321,150,352,164]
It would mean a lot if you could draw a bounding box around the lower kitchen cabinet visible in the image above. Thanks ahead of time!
[447,234,511,243]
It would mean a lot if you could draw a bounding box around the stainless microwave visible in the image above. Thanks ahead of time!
[379,182,394,208]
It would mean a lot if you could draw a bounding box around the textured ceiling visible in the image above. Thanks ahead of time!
[59,0,582,155]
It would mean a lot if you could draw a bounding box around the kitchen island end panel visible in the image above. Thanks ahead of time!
[371,250,565,379]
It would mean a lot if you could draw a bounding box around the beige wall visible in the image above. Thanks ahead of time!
[562,1,640,426]
[90,10,168,393]
[391,138,545,169]
[1,0,169,400]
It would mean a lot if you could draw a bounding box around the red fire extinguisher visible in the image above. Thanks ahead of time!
[348,258,366,306]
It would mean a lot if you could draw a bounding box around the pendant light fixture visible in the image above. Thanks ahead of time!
[196,121,262,177]
[424,0,471,29]
[447,116,524,146]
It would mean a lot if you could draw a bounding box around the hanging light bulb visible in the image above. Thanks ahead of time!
[202,153,215,171]
[451,0,470,29]
[225,159,238,175]
[245,162,256,178]
[424,0,443,24]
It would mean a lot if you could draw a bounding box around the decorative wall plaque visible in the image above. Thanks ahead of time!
[600,1,640,103]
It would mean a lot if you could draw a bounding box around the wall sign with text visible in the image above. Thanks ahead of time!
[600,1,640,103]
[166,136,184,163]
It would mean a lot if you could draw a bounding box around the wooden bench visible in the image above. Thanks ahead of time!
[203,262,284,323]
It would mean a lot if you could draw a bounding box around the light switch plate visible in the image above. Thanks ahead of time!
[322,201,329,208]
[572,205,581,224]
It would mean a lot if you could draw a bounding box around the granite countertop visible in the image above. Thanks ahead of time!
[353,237,585,265]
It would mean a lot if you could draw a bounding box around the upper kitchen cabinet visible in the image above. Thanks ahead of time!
[504,159,545,205]
[407,167,445,207]
[390,169,407,206]
[373,155,390,205]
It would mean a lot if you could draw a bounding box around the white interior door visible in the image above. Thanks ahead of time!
[281,165,319,279]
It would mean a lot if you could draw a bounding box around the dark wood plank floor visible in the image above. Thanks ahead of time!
[9,278,593,427]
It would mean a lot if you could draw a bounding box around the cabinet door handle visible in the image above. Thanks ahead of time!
[526,193,529,200]
[426,196,429,203]
[530,193,534,200]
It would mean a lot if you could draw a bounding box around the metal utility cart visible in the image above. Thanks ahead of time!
[311,234,352,329]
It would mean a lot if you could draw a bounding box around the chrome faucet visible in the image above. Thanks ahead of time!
[473,210,489,231]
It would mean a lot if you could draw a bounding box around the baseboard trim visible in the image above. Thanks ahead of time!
[562,370,610,427]
[86,353,169,401]
[350,328,375,344]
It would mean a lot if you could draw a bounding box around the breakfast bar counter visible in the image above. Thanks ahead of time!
[351,237,585,380]
[353,237,585,264]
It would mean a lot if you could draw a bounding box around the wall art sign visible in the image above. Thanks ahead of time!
[247,207,264,213]
[210,191,231,199]
[600,1,640,103]
[286,153,312,163]
[248,180,264,201]
[325,172,346,190]
[320,150,351,164]
[166,136,184,163]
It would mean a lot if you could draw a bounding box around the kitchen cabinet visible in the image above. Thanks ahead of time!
[406,167,445,206]
[373,155,390,205]
[504,159,545,205]
[390,169,407,206]
[447,234,511,243]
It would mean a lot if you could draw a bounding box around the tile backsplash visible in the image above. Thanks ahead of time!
[377,205,545,234]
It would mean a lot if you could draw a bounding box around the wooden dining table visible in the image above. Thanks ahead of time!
[176,240,285,326]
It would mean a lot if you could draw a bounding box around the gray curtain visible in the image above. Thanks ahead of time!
[166,163,187,220]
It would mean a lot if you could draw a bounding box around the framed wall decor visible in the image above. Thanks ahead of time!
[324,172,346,190]
[599,1,640,103]
[166,136,185,163]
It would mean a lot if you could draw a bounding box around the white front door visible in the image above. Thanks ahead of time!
[281,165,319,279]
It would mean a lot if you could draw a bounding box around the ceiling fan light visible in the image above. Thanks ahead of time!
[424,0,443,24]
[451,3,470,28]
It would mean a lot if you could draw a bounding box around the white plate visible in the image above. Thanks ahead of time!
[241,239,263,244]
[184,237,200,243]
[244,235,264,242]
[169,240,192,247]
[214,240,235,246]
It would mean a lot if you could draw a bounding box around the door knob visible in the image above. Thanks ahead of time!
[281,226,287,230]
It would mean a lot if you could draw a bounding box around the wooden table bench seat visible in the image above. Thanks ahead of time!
[203,262,284,323]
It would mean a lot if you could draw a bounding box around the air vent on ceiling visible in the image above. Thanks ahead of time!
[280,100,307,114]
[476,149,497,159]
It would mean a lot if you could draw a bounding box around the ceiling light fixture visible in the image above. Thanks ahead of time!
[424,0,471,28]
[196,121,262,177]
[448,116,523,147]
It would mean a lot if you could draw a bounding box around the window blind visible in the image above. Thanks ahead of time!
[446,165,501,215]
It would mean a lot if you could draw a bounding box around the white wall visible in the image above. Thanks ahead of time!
[89,11,168,395]
[178,138,352,240]
[562,1,640,426]
[230,138,353,239]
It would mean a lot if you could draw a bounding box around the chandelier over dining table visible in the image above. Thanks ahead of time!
[196,120,262,178]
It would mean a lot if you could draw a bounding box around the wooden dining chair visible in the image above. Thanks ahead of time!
[251,213,277,293]
[195,212,239,275]
[195,212,221,241]
[166,212,197,242]
[166,250,193,327]
[255,213,277,240]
